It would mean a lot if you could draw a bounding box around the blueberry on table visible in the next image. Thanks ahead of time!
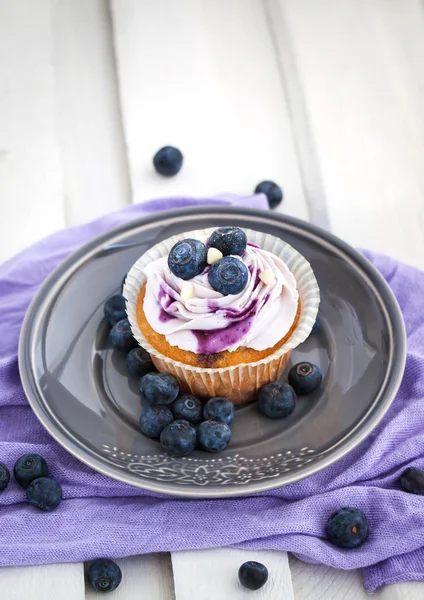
[109,318,138,353]
[288,362,322,395]
[0,462,10,491]
[327,507,368,549]
[238,561,269,591]
[160,420,197,457]
[203,397,235,425]
[400,467,424,495]
[258,382,296,419]
[87,558,122,593]
[208,256,248,296]
[168,238,207,280]
[14,453,48,488]
[140,405,174,439]
[153,145,183,176]
[126,347,154,378]
[26,477,62,512]
[140,372,179,405]
[254,180,283,209]
[103,294,126,327]
[197,420,231,453]
[208,227,247,256]
[172,395,203,424]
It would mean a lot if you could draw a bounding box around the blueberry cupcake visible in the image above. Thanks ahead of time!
[125,227,319,404]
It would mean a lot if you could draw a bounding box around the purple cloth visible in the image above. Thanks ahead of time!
[0,195,422,593]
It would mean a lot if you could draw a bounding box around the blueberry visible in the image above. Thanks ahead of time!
[172,395,203,424]
[0,462,10,491]
[109,318,138,353]
[14,453,48,489]
[258,382,296,419]
[327,507,368,549]
[160,420,197,457]
[254,180,283,209]
[140,405,174,439]
[400,467,424,495]
[208,227,247,256]
[103,294,127,327]
[238,561,269,591]
[288,362,322,395]
[312,314,321,334]
[26,477,62,512]
[121,274,127,294]
[153,145,183,176]
[197,420,231,453]
[126,347,154,378]
[140,372,179,405]
[208,257,248,296]
[203,397,235,425]
[87,558,122,593]
[168,238,207,280]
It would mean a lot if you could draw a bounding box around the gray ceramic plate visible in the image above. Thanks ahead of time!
[19,207,406,497]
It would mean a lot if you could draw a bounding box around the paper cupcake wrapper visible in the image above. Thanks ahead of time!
[124,227,320,405]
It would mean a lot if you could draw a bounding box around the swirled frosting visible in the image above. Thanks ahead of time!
[142,242,298,354]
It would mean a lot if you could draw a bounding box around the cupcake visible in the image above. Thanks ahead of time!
[125,227,319,404]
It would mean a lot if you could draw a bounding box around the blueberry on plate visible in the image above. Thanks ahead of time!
[258,382,296,419]
[160,420,197,457]
[197,420,231,453]
[153,145,183,176]
[327,507,368,549]
[400,467,424,495]
[208,256,248,296]
[208,227,247,256]
[238,561,269,591]
[172,395,203,424]
[126,347,154,378]
[139,405,174,439]
[26,477,62,512]
[140,372,179,405]
[87,558,122,593]
[203,397,235,425]
[288,362,322,395]
[103,294,127,327]
[254,180,283,209]
[0,462,10,492]
[14,453,48,488]
[168,238,207,280]
[109,318,138,354]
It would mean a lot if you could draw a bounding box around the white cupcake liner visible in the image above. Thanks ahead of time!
[124,227,320,404]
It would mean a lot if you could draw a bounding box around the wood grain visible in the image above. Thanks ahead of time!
[1,563,85,600]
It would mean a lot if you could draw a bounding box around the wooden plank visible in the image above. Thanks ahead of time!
[1,563,84,600]
[172,549,294,600]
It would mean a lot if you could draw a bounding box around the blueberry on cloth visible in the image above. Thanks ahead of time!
[26,477,62,512]
[0,462,10,491]
[400,467,424,495]
[258,382,296,419]
[103,294,126,327]
[238,561,269,590]
[109,318,138,353]
[87,558,122,593]
[153,146,183,176]
[197,420,231,453]
[208,227,247,256]
[171,395,203,424]
[288,362,322,395]
[203,397,235,425]
[168,238,207,280]
[254,180,283,209]
[14,453,48,488]
[139,405,174,439]
[139,372,179,405]
[327,507,368,549]
[160,420,197,457]
[126,347,154,378]
[208,256,248,296]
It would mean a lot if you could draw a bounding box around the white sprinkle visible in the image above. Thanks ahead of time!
[181,283,194,301]
[259,268,275,286]
[207,247,223,265]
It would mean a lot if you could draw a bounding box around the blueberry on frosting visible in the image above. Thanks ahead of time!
[168,238,207,280]
[208,227,247,256]
[208,256,248,296]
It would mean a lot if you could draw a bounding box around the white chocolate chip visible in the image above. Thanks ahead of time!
[180,283,195,302]
[259,268,275,286]
[207,247,223,265]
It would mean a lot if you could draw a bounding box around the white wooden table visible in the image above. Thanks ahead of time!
[2,1,424,598]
